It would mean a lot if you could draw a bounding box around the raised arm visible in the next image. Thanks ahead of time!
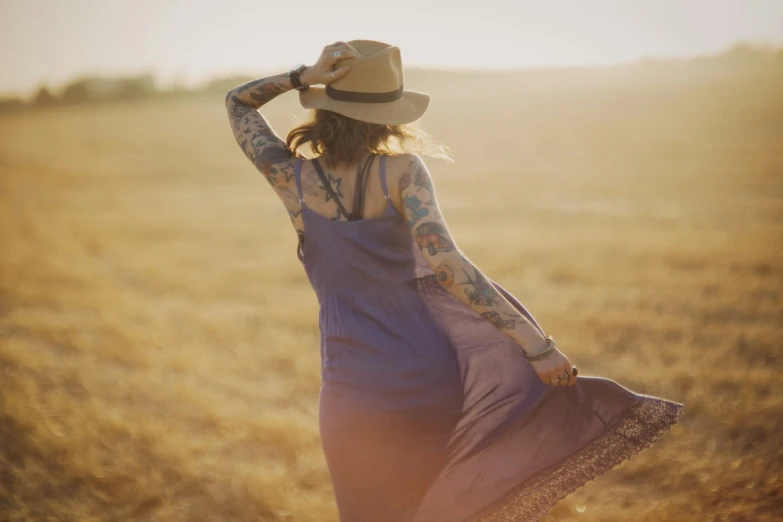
[398,155,576,386]
[224,73,301,228]
[224,42,360,232]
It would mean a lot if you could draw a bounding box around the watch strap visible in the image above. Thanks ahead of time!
[289,65,309,91]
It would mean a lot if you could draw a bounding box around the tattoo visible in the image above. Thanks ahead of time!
[399,171,412,192]
[225,73,305,234]
[228,99,252,130]
[458,267,501,307]
[411,160,434,204]
[414,222,455,256]
[434,263,455,288]
[254,142,292,173]
[323,173,344,202]
[235,78,263,94]
[225,73,294,182]
[250,84,287,105]
[480,311,522,330]
[232,78,288,107]
[278,187,302,218]
[402,195,429,227]
[270,162,295,184]
[301,171,322,197]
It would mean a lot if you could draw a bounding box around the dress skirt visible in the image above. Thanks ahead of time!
[317,275,685,522]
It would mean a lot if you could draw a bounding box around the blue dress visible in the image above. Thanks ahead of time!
[293,154,685,522]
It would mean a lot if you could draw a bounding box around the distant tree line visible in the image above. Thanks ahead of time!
[0,73,257,114]
[1,74,153,112]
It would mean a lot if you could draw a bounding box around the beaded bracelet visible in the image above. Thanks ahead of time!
[523,335,557,361]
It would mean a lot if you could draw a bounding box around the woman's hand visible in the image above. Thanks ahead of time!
[528,347,577,387]
[300,41,361,87]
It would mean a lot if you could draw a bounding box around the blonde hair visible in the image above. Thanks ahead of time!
[286,109,452,168]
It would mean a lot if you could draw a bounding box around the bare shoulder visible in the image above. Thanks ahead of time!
[385,153,430,188]
[385,152,426,169]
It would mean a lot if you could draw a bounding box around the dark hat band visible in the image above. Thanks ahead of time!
[325,84,404,103]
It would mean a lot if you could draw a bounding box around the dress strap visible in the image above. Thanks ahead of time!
[379,154,389,200]
[351,154,375,220]
[294,158,305,205]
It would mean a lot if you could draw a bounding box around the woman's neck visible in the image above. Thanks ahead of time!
[320,149,372,169]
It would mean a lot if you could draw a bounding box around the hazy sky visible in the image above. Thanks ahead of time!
[1,0,781,95]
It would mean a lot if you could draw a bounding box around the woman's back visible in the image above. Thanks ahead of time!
[296,153,398,221]
[294,153,434,302]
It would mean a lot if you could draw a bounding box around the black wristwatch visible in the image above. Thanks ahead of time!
[289,64,310,91]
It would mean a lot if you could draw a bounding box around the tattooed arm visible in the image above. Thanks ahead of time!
[398,155,577,385]
[224,73,303,229]
[224,42,359,232]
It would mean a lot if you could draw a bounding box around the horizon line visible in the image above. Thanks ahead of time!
[3,40,781,100]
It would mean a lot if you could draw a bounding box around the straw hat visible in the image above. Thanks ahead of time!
[299,40,429,125]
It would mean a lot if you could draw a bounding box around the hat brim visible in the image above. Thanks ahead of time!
[299,87,429,125]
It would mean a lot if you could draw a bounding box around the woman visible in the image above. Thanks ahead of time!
[224,40,685,522]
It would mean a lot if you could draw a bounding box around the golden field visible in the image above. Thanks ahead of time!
[1,59,782,521]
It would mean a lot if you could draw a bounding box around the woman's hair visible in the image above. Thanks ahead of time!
[286,109,452,168]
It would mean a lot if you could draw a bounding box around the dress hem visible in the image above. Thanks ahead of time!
[468,395,685,522]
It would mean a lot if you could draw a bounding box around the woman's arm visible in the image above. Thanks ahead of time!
[398,154,577,386]
[398,155,548,353]
[224,42,360,231]
[225,74,302,229]
[225,72,296,177]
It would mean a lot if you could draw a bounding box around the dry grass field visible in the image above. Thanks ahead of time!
[1,58,782,521]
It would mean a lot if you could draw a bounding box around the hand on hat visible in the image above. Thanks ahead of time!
[300,42,361,86]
